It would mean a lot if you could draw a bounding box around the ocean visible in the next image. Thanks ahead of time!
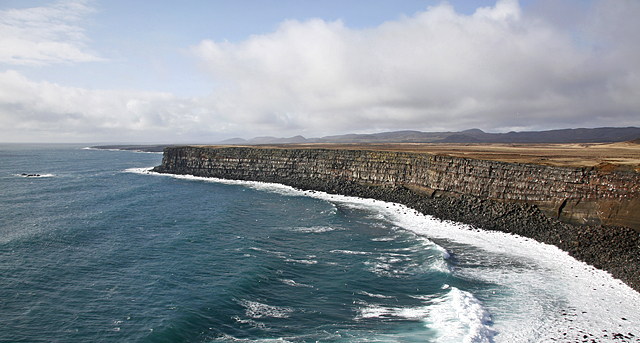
[1,144,638,343]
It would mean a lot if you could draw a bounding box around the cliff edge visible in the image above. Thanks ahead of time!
[153,145,640,292]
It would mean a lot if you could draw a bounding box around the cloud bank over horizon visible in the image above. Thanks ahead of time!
[1,0,639,143]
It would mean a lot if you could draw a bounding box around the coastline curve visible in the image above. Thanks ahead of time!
[152,145,640,292]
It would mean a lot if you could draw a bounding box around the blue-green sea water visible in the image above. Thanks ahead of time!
[1,145,639,343]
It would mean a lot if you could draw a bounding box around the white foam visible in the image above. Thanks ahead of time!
[363,206,640,340]
[357,291,396,299]
[125,167,156,174]
[355,302,430,321]
[238,299,293,319]
[371,236,397,241]
[130,169,316,199]
[291,226,336,233]
[434,244,451,260]
[382,208,640,340]
[231,315,266,329]
[426,287,496,343]
[132,169,640,340]
[279,278,314,288]
[329,249,370,255]
[283,258,318,265]
[361,251,449,277]
[86,147,162,154]
[363,260,397,277]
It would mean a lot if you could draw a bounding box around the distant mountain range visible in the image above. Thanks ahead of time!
[93,127,640,152]
[220,127,640,145]
[220,135,309,145]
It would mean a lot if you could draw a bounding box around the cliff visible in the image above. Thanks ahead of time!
[153,146,640,291]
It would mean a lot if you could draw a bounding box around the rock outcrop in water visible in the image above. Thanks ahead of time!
[153,146,640,292]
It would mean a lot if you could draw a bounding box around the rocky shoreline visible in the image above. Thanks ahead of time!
[153,147,640,293]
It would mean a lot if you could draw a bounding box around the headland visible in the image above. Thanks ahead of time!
[152,142,640,292]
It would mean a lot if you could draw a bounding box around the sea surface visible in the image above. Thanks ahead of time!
[1,144,639,343]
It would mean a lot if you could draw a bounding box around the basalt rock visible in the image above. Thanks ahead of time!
[153,146,640,292]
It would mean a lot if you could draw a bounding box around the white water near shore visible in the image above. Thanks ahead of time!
[129,167,640,342]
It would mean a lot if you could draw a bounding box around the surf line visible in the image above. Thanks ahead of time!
[148,145,640,294]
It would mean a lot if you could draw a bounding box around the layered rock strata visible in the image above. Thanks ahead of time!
[153,146,640,292]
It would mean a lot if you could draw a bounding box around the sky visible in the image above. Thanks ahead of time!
[0,0,639,143]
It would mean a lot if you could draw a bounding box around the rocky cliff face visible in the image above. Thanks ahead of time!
[154,146,640,231]
[153,145,640,291]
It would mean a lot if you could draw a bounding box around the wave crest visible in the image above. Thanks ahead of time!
[426,287,496,343]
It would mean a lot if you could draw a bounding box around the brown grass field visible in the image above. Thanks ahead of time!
[222,140,640,172]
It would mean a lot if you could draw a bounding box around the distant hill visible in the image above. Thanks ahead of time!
[458,127,640,144]
[317,130,450,143]
[91,127,640,152]
[219,135,308,145]
[314,127,640,144]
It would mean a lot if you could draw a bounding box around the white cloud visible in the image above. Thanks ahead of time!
[0,0,104,65]
[1,0,639,143]
[0,69,222,142]
[192,0,640,136]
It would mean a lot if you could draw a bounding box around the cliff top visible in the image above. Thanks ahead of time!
[193,142,640,172]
